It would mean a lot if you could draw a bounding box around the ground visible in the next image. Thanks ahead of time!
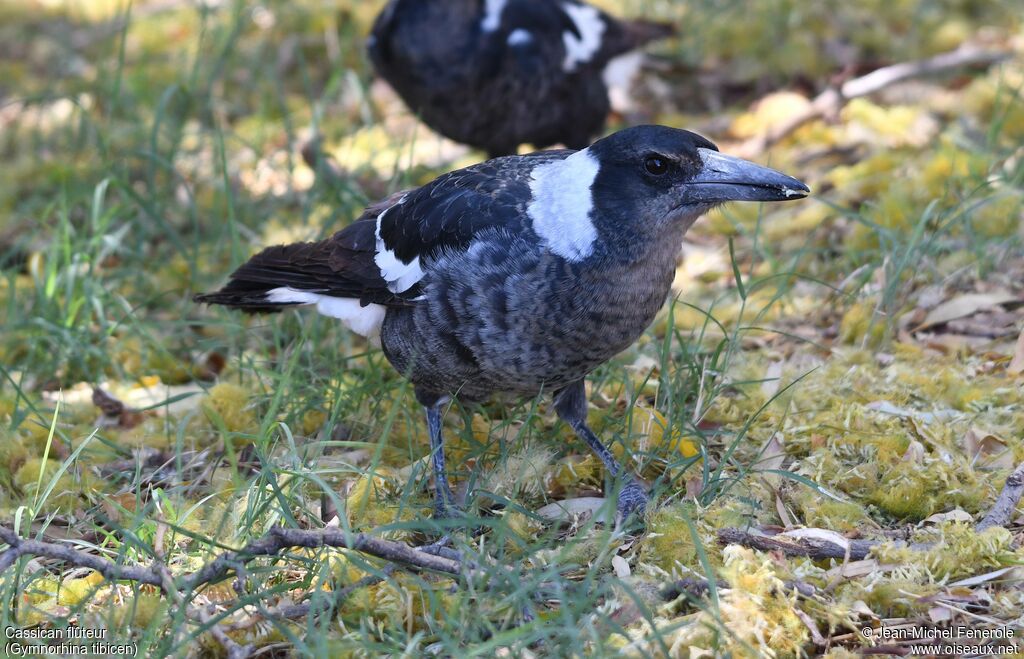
[1,0,1023,657]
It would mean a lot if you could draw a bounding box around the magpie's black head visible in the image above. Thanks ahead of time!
[586,125,809,236]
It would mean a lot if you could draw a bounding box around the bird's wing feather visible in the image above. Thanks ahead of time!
[196,152,569,310]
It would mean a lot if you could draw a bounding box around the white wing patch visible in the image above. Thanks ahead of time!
[561,2,606,71]
[527,149,600,262]
[265,288,387,337]
[374,201,425,294]
[507,29,533,46]
[481,0,507,32]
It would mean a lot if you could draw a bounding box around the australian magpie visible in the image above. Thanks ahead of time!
[195,125,809,520]
[368,0,675,158]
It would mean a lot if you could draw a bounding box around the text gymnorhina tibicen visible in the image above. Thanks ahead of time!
[195,125,809,520]
[368,0,675,158]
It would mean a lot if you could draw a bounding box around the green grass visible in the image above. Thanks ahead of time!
[1,0,1023,656]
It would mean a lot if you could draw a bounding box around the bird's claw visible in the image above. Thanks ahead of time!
[616,480,649,520]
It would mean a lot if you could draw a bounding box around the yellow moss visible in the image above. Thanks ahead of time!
[838,300,886,347]
[628,406,700,463]
[110,593,167,630]
[843,99,927,147]
[57,571,105,606]
[201,383,258,434]
[301,409,328,436]
[639,503,701,574]
[873,522,1016,580]
[730,92,812,139]
[551,453,604,497]
[969,194,1022,239]
[792,488,868,532]
[867,459,990,521]
[826,152,901,201]
[674,546,809,657]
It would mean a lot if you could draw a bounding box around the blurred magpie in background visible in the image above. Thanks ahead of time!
[368,0,675,158]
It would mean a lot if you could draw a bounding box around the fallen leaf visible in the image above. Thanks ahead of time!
[948,566,1018,587]
[761,361,783,397]
[1009,329,1024,375]
[535,497,606,522]
[780,527,850,552]
[756,433,787,486]
[611,555,631,578]
[917,291,1019,330]
[928,606,953,623]
[963,428,1017,470]
[923,509,973,524]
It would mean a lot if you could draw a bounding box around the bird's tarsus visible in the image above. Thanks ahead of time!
[554,381,649,522]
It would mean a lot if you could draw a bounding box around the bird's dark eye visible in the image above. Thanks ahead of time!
[644,156,669,176]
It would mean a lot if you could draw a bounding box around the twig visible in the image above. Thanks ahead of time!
[0,526,166,588]
[1,525,462,594]
[977,461,1024,532]
[198,606,254,659]
[183,527,461,593]
[718,527,875,560]
[736,44,1010,157]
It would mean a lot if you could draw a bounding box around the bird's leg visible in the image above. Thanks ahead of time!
[553,380,648,518]
[422,397,458,520]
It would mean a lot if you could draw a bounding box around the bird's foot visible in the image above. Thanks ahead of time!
[431,482,463,522]
[616,480,649,521]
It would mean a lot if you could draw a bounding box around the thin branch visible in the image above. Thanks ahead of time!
[736,44,1010,157]
[717,527,876,560]
[183,527,462,593]
[977,461,1024,532]
[0,525,166,588]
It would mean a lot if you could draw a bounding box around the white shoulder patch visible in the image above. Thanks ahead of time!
[265,288,387,338]
[561,2,606,71]
[481,0,507,32]
[527,149,600,262]
[507,29,533,46]
[374,201,425,294]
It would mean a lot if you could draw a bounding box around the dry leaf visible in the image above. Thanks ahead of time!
[756,433,787,486]
[781,527,850,552]
[963,428,1017,470]
[1009,329,1024,375]
[611,555,631,578]
[917,291,1019,330]
[948,566,1018,588]
[761,361,783,397]
[923,509,973,524]
[535,497,606,522]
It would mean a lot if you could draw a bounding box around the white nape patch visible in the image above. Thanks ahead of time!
[507,29,533,46]
[527,149,600,261]
[561,2,606,71]
[374,203,425,294]
[481,0,507,32]
[265,288,386,338]
[602,51,644,113]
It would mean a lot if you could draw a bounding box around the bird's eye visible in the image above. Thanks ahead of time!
[644,156,669,176]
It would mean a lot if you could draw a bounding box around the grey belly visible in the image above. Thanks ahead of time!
[380,234,673,401]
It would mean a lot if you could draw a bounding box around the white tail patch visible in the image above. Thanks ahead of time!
[527,149,599,262]
[561,2,606,71]
[265,287,386,337]
[374,202,425,294]
[603,51,644,113]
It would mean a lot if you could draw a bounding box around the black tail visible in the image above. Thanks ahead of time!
[623,19,676,48]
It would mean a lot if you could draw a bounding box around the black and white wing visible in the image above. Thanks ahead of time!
[194,154,566,336]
